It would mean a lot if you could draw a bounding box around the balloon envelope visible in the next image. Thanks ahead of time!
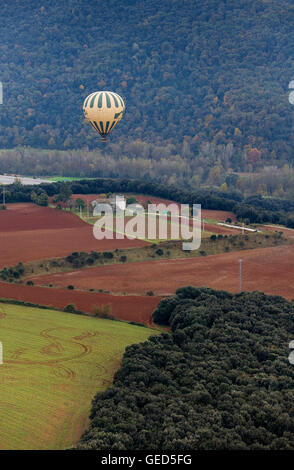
[83,91,125,142]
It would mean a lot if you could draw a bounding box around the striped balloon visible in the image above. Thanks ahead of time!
[83,91,125,142]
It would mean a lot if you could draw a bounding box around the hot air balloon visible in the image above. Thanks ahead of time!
[83,91,125,142]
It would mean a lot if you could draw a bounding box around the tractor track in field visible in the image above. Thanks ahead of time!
[6,327,92,366]
[52,364,76,380]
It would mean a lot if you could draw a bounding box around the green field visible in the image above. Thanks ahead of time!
[45,176,96,182]
[0,303,157,450]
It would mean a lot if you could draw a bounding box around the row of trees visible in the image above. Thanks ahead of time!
[1,147,294,198]
[76,287,294,450]
[3,177,294,228]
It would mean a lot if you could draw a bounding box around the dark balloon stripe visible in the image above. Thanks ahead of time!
[97,92,103,108]
[105,121,110,133]
[108,120,117,133]
[93,121,102,133]
[89,92,98,108]
[105,92,111,108]
[109,92,119,108]
[116,94,124,107]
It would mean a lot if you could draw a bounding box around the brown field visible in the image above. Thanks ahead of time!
[0,203,148,267]
[0,281,159,324]
[31,243,294,300]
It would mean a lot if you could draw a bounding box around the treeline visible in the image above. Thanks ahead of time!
[0,1,293,167]
[2,148,294,199]
[76,287,294,450]
[2,177,294,228]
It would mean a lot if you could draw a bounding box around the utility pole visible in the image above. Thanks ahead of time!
[239,259,243,293]
[3,186,5,206]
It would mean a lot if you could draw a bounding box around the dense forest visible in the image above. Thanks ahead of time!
[0,0,293,184]
[3,177,294,228]
[75,287,294,450]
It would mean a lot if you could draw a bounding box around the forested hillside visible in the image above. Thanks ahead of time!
[0,0,293,174]
[76,287,294,450]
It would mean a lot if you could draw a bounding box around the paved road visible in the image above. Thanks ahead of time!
[0,175,52,185]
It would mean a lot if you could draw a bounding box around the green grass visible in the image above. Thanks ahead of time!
[0,303,158,450]
[44,176,96,182]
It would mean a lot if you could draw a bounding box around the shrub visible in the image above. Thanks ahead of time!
[126,196,138,204]
[93,304,113,319]
[200,250,206,256]
[210,234,217,241]
[156,248,163,256]
[120,255,127,262]
[26,280,34,286]
[67,285,74,290]
[103,251,114,259]
[91,251,100,259]
[72,260,81,269]
[146,290,154,296]
[63,303,77,313]
[50,260,59,267]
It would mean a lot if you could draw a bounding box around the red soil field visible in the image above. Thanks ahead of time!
[0,203,148,267]
[32,244,294,300]
[0,203,84,231]
[201,210,236,222]
[0,281,159,324]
